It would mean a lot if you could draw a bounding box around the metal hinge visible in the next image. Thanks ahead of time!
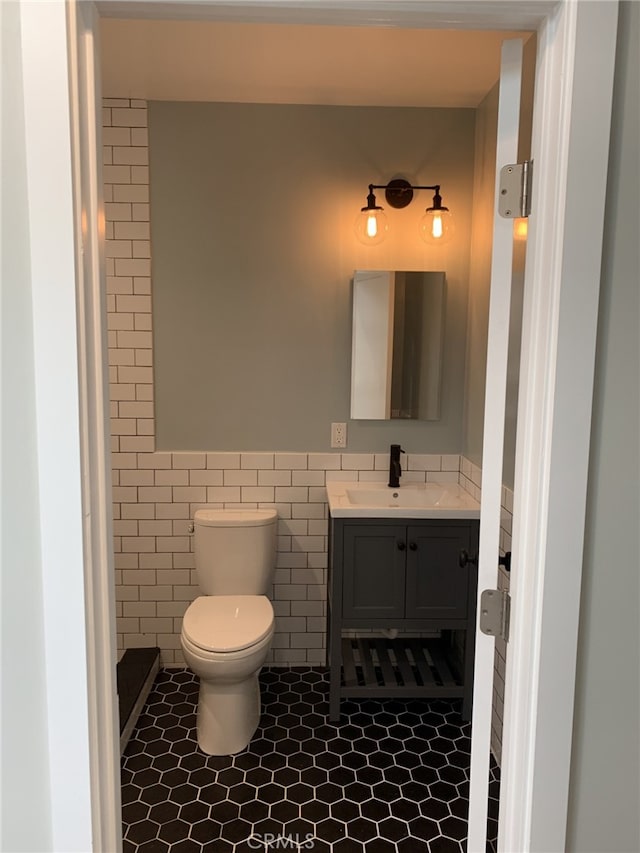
[498,159,533,218]
[479,589,511,642]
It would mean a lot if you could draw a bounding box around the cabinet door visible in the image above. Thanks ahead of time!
[342,525,406,620]
[405,523,473,620]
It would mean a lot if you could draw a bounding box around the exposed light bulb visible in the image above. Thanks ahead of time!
[366,212,379,239]
[419,206,453,246]
[355,190,388,245]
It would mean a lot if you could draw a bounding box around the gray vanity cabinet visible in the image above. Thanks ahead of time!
[328,516,479,721]
[405,525,471,620]
[341,522,473,622]
[342,525,406,620]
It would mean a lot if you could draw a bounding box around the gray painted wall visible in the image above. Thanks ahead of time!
[148,102,476,452]
[567,3,640,850]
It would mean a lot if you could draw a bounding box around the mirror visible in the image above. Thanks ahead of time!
[350,270,445,420]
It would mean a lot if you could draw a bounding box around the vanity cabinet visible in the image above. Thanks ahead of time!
[328,516,479,721]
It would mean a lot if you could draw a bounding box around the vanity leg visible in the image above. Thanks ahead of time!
[328,625,342,722]
[327,517,343,722]
[329,680,341,722]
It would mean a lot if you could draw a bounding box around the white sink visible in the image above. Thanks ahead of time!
[326,480,480,519]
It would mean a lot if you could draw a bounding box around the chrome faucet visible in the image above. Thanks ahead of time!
[388,444,405,488]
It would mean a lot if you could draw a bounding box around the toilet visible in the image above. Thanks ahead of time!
[180,508,278,755]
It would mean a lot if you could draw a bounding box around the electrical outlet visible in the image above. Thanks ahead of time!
[331,422,347,448]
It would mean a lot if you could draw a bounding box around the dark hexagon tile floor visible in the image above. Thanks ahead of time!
[121,668,500,852]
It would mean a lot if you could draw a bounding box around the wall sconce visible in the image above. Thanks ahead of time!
[355,178,453,247]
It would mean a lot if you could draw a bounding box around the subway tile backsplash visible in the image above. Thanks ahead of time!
[112,447,464,666]
[105,99,512,761]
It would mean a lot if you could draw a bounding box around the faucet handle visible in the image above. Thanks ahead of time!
[388,445,405,487]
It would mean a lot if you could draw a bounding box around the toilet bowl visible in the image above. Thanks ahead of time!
[181,594,275,755]
[180,509,278,755]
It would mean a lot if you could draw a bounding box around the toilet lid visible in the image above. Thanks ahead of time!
[183,595,274,653]
[194,508,277,527]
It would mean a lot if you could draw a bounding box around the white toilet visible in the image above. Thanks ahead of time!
[180,508,278,755]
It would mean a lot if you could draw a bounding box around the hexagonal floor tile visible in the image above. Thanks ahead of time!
[121,666,501,851]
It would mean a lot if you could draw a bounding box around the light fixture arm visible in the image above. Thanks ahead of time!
[369,183,441,192]
[369,178,440,193]
[365,178,446,211]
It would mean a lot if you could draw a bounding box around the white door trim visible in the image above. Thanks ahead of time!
[67,3,123,852]
[68,3,619,852]
[19,2,94,849]
[501,3,619,851]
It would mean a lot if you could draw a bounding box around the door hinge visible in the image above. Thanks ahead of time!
[498,159,533,218]
[479,589,511,642]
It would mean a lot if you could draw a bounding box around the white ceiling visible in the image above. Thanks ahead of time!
[100,20,531,108]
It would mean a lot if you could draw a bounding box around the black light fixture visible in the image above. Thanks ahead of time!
[355,177,453,246]
[354,186,388,245]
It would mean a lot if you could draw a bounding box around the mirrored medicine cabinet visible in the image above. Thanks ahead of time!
[350,270,445,421]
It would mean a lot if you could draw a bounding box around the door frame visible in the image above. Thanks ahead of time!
[62,2,619,852]
[68,4,123,852]
[468,36,526,852]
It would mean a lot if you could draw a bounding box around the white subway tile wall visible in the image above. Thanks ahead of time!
[104,100,511,762]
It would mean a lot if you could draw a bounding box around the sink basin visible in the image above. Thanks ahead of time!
[345,483,446,507]
[326,480,480,519]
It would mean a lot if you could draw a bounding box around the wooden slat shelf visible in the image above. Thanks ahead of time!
[339,636,465,700]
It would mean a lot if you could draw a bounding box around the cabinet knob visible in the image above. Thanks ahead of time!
[397,541,406,551]
[459,549,478,568]
[409,542,418,551]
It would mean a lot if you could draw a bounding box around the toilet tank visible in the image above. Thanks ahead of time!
[193,509,278,595]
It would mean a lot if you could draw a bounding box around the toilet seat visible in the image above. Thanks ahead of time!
[183,595,274,653]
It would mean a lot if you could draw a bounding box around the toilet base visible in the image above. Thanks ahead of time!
[196,674,261,755]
